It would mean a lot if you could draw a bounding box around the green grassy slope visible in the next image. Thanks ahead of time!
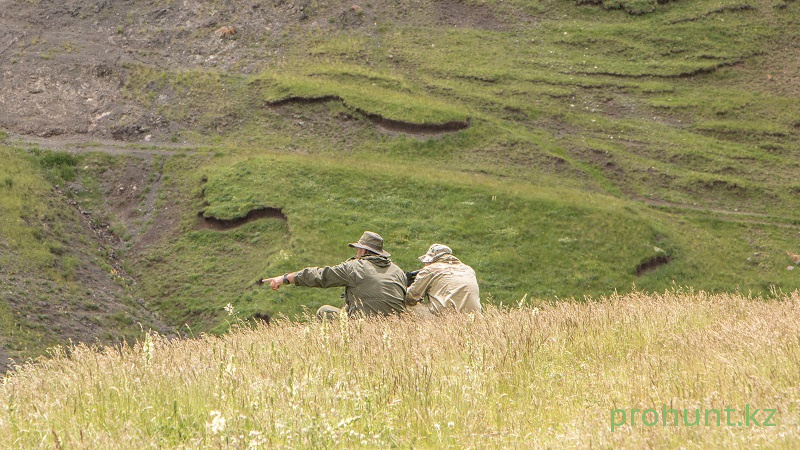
[122,0,800,212]
[119,0,800,329]
[4,0,800,342]
[135,150,798,327]
[0,146,165,369]
[139,155,670,325]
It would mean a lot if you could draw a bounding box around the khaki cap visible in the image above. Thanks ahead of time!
[419,243,452,263]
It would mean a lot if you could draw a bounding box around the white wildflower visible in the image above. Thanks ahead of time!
[382,325,392,347]
[141,333,155,364]
[224,303,235,316]
[207,410,226,435]
[337,415,361,428]
[225,357,236,377]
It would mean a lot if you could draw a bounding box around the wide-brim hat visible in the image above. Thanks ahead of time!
[349,231,390,257]
[419,243,452,263]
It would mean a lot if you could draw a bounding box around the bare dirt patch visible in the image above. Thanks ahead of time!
[267,96,471,135]
[8,132,189,253]
[97,154,182,257]
[635,254,671,276]
[363,111,471,135]
[433,0,520,31]
[197,207,288,231]
[0,0,525,143]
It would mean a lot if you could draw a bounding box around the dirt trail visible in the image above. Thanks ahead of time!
[7,132,196,158]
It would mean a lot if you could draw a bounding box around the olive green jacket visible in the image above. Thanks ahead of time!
[294,256,407,317]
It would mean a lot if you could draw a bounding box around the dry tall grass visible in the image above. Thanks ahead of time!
[2,290,799,448]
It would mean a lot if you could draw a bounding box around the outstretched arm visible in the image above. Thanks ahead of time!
[262,272,296,291]
[262,261,353,291]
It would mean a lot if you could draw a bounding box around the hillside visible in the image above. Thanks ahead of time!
[1,0,800,368]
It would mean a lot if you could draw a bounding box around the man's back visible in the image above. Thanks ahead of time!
[345,256,407,316]
[407,255,481,314]
[295,255,407,316]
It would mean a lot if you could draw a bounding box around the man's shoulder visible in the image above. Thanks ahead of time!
[417,264,443,276]
[388,261,408,275]
[455,261,477,275]
[322,258,359,276]
[424,261,474,275]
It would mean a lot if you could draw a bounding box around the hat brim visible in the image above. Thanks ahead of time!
[349,242,390,257]
[419,254,434,263]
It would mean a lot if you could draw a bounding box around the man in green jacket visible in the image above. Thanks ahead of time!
[262,231,407,320]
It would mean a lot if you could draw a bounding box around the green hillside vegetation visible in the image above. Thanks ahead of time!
[2,0,800,359]
[123,0,800,330]
[136,153,797,328]
[0,147,162,366]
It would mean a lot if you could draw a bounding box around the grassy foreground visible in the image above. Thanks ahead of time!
[2,291,798,448]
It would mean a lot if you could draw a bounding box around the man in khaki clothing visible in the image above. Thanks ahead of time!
[406,244,481,314]
[263,231,407,320]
